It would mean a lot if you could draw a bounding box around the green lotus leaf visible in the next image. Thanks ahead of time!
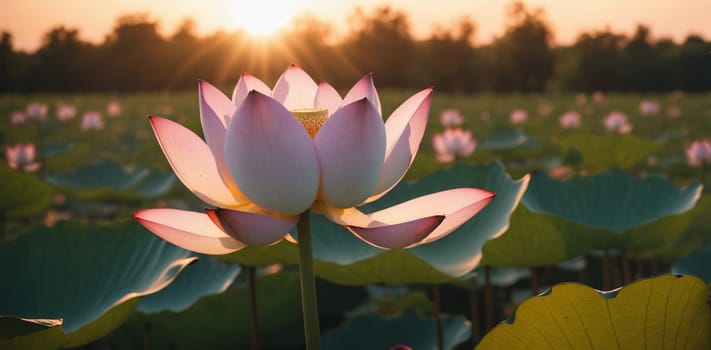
[0,316,65,350]
[0,220,195,347]
[481,206,603,267]
[0,164,52,217]
[671,244,711,284]
[312,162,528,284]
[138,255,241,314]
[477,275,710,349]
[110,272,305,349]
[218,239,299,266]
[129,169,177,199]
[479,129,537,150]
[555,132,658,172]
[46,159,148,192]
[322,310,471,350]
[36,141,73,158]
[523,169,702,233]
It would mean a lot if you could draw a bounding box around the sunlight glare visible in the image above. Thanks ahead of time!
[231,0,297,36]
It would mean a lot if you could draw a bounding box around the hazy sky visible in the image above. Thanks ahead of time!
[2,0,709,51]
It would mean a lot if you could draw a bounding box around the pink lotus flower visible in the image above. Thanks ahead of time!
[559,110,581,129]
[666,106,681,119]
[26,102,48,121]
[134,65,494,252]
[5,143,41,172]
[686,140,711,167]
[106,100,121,117]
[439,109,464,127]
[509,109,528,125]
[56,104,77,121]
[604,111,632,134]
[639,99,660,115]
[9,111,25,125]
[538,101,553,116]
[576,93,587,105]
[81,111,104,130]
[592,91,605,103]
[432,128,476,163]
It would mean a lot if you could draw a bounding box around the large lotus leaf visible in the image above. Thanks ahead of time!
[523,169,702,233]
[46,159,149,198]
[0,220,195,347]
[0,317,65,350]
[316,162,528,284]
[481,205,603,267]
[36,141,73,158]
[479,129,537,150]
[109,272,305,349]
[0,163,52,217]
[218,239,299,266]
[138,255,241,313]
[555,132,658,172]
[477,275,710,349]
[322,311,471,350]
[130,169,177,199]
[621,205,700,255]
[671,244,711,284]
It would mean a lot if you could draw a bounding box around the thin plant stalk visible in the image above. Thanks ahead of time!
[432,284,444,350]
[530,267,539,296]
[297,211,320,350]
[620,250,631,284]
[248,266,260,350]
[469,288,480,345]
[602,249,611,290]
[484,266,494,331]
[0,210,5,241]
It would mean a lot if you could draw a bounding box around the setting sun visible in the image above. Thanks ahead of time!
[230,0,298,36]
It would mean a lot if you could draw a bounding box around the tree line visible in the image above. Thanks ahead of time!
[1,3,709,94]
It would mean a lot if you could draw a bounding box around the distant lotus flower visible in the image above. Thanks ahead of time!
[9,111,26,125]
[548,166,572,179]
[5,143,41,172]
[592,91,605,103]
[106,100,121,117]
[604,111,632,134]
[81,111,104,130]
[480,111,490,121]
[439,109,464,127]
[686,140,711,167]
[56,104,77,121]
[576,93,587,105]
[509,109,528,125]
[666,106,681,119]
[559,110,581,129]
[432,128,476,163]
[134,65,495,252]
[26,102,48,121]
[639,99,660,115]
[538,101,553,116]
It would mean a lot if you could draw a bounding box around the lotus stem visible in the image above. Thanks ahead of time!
[484,266,494,331]
[297,211,321,350]
[248,266,260,350]
[0,210,5,241]
[530,267,539,296]
[469,288,480,345]
[432,284,444,350]
[621,250,631,284]
[602,249,611,290]
[143,322,151,350]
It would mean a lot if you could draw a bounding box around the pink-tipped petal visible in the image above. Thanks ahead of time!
[342,73,382,115]
[134,208,245,254]
[370,188,495,244]
[314,99,386,208]
[348,216,445,249]
[315,82,342,116]
[225,91,320,215]
[149,116,243,208]
[271,65,318,110]
[366,88,433,203]
[232,72,272,108]
[206,208,297,246]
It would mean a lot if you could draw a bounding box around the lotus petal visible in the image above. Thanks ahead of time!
[314,99,386,208]
[342,73,381,115]
[367,88,432,202]
[149,116,243,208]
[134,208,245,254]
[348,215,444,249]
[231,72,272,108]
[315,81,342,116]
[271,64,318,111]
[206,208,298,246]
[225,92,320,215]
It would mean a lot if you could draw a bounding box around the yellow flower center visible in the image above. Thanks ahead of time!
[291,108,328,139]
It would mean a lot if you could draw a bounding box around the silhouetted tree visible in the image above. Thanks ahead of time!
[0,32,14,92]
[418,18,479,92]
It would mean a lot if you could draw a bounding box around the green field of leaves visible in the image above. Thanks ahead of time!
[2,89,711,349]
